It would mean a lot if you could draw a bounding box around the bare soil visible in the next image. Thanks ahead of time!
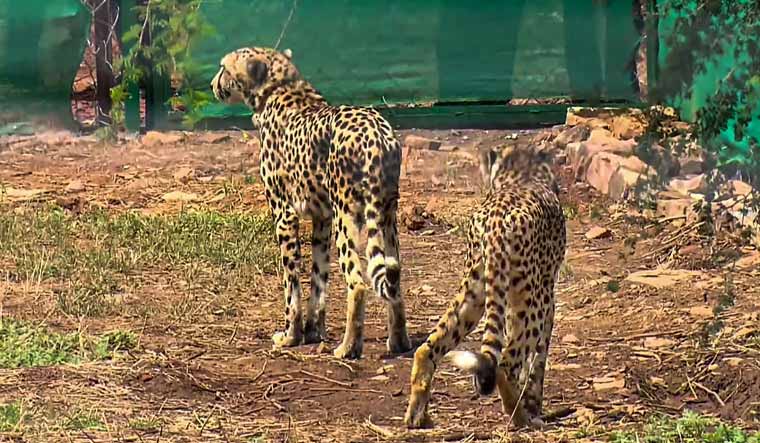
[0,128,758,442]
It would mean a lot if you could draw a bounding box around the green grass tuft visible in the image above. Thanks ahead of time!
[612,410,760,443]
[0,317,136,368]
[0,401,25,432]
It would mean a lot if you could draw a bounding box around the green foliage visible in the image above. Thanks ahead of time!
[657,0,760,179]
[0,402,26,432]
[612,410,760,443]
[110,0,216,132]
[0,317,135,368]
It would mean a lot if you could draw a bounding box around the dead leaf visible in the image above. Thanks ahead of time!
[585,226,612,240]
[593,375,625,392]
[162,191,200,202]
[724,357,743,367]
[643,337,676,349]
[733,326,757,340]
[686,306,714,318]
[551,363,582,371]
[65,180,85,193]
[562,334,580,344]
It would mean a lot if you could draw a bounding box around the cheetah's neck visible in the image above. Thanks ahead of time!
[248,79,327,116]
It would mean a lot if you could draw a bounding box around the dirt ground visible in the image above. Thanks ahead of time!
[0,128,758,442]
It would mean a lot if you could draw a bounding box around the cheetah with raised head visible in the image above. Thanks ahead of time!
[210,47,411,359]
[404,143,566,429]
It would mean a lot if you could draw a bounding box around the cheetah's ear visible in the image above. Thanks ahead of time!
[478,146,498,190]
[247,60,268,84]
[283,48,293,60]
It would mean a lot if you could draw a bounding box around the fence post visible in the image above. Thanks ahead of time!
[646,0,659,104]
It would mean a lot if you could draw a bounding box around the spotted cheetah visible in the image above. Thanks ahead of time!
[404,144,566,428]
[210,47,411,359]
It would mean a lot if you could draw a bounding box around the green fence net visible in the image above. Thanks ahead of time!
[195,0,642,120]
[3,0,756,165]
[0,0,90,132]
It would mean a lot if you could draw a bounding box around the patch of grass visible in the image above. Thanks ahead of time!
[563,202,579,220]
[612,410,760,443]
[129,416,161,432]
[559,261,574,280]
[0,207,277,317]
[0,317,136,368]
[0,401,26,432]
[94,330,138,358]
[607,280,621,293]
[62,409,104,431]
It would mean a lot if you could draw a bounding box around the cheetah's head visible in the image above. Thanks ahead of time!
[478,143,557,192]
[210,46,299,108]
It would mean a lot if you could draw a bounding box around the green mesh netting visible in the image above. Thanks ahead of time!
[0,0,90,130]
[193,0,642,120]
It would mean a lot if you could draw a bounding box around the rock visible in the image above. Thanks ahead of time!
[586,152,626,195]
[611,114,645,140]
[609,167,646,201]
[554,125,590,149]
[727,179,753,197]
[197,132,231,144]
[404,134,441,151]
[142,131,185,147]
[668,174,707,196]
[564,107,615,129]
[679,156,704,175]
[585,226,612,240]
[162,191,200,202]
[592,375,626,392]
[626,269,704,289]
[3,187,49,201]
[401,205,427,231]
[173,167,195,183]
[37,130,77,146]
[732,252,760,270]
[65,180,86,193]
[655,198,697,219]
[570,139,637,180]
[621,156,653,175]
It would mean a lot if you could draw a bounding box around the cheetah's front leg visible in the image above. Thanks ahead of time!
[405,263,485,428]
[271,207,304,348]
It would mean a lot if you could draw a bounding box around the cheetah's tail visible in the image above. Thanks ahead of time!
[364,194,400,303]
[448,350,498,396]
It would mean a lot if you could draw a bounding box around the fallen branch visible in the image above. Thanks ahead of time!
[364,416,493,442]
[300,369,353,388]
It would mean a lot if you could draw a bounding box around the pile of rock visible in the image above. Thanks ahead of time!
[550,106,758,246]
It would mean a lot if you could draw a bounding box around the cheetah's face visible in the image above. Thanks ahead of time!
[210,46,298,105]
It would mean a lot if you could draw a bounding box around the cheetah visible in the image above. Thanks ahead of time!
[210,46,411,359]
[404,143,566,429]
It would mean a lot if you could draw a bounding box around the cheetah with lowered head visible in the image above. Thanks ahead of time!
[404,144,566,429]
[210,46,411,359]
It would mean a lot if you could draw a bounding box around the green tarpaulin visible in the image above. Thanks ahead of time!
[194,0,642,120]
[0,0,90,128]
